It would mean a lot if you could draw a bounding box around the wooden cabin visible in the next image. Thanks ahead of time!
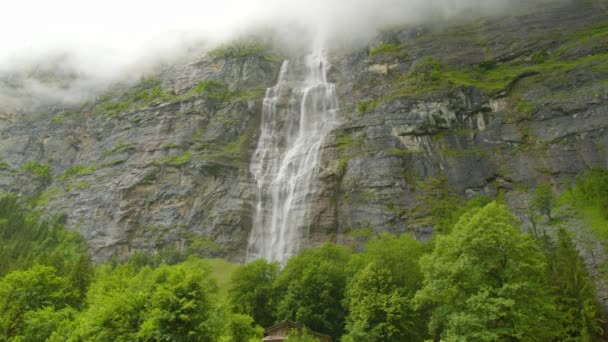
[263,320,331,342]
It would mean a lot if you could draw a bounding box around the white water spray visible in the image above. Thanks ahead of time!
[247,43,339,263]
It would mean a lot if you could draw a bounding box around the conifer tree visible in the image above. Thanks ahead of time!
[545,228,603,341]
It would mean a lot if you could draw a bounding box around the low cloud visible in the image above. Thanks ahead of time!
[0,0,570,113]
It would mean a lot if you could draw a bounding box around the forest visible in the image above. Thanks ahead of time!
[1,168,607,341]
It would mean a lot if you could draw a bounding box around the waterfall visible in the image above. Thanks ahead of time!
[246,47,339,263]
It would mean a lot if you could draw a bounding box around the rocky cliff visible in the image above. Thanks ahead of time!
[328,0,608,239]
[0,0,606,263]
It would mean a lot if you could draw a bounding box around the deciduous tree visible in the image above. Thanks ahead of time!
[274,243,350,339]
[228,258,279,327]
[415,202,560,341]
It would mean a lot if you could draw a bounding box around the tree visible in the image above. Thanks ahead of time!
[286,329,322,342]
[69,253,95,308]
[0,194,88,277]
[220,313,263,342]
[343,234,428,341]
[72,257,223,342]
[415,202,560,341]
[274,243,351,339]
[137,261,220,341]
[572,169,608,219]
[0,265,76,339]
[409,175,490,234]
[16,306,77,342]
[343,263,420,342]
[532,183,554,220]
[69,263,150,341]
[409,175,462,234]
[544,228,603,341]
[228,258,279,328]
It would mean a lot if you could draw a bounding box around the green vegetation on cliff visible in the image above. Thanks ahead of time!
[97,79,174,117]
[101,141,138,156]
[90,76,263,118]
[153,151,192,167]
[383,52,608,102]
[59,165,97,180]
[560,169,608,239]
[369,43,402,56]
[0,195,87,277]
[185,80,230,101]
[20,161,51,181]
[356,18,608,112]
[209,40,282,62]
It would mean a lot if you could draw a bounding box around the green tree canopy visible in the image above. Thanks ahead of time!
[274,243,351,339]
[228,259,279,327]
[137,262,219,341]
[0,265,76,339]
[572,169,608,219]
[16,306,78,342]
[544,228,603,341]
[220,313,263,342]
[532,183,555,220]
[228,258,279,328]
[343,233,428,341]
[415,202,560,341]
[71,257,222,341]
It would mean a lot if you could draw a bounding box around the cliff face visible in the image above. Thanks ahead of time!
[0,55,281,261]
[327,0,608,240]
[0,0,606,262]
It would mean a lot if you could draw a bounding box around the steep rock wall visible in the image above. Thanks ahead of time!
[0,0,606,263]
[320,0,608,241]
[0,55,281,262]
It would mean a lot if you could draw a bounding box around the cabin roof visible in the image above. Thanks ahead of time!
[264,320,331,341]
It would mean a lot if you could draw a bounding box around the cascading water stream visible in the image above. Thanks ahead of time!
[246,47,339,263]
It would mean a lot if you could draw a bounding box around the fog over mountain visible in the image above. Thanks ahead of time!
[0,0,571,113]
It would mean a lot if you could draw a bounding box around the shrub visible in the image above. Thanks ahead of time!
[410,57,444,86]
[20,161,51,180]
[531,51,548,64]
[532,184,554,220]
[190,80,230,101]
[59,165,97,180]
[478,60,497,71]
[209,41,276,60]
[369,43,401,56]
